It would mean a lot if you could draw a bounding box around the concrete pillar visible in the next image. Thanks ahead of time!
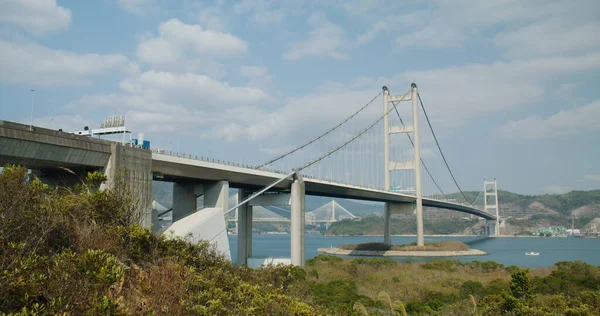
[151,208,159,232]
[411,83,424,247]
[246,203,253,259]
[204,180,229,210]
[172,183,202,222]
[104,143,152,229]
[484,221,495,236]
[383,203,391,245]
[237,190,253,266]
[290,175,305,267]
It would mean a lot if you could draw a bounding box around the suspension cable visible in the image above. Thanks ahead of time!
[298,90,410,171]
[417,93,474,206]
[392,102,446,198]
[256,91,383,169]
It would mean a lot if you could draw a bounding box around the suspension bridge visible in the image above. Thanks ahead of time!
[0,83,500,268]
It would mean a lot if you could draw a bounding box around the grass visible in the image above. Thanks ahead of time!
[339,241,471,252]
[306,257,512,305]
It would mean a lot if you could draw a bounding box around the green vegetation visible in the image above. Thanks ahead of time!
[0,165,315,315]
[306,256,600,315]
[339,241,470,252]
[2,165,600,315]
[326,215,475,236]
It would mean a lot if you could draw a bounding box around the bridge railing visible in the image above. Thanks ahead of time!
[153,149,291,175]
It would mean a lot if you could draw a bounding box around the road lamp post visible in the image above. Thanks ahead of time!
[176,126,180,155]
[30,89,35,130]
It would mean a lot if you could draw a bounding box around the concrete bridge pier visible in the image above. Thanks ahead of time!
[172,183,203,222]
[236,190,253,266]
[172,181,230,222]
[384,203,415,245]
[484,220,497,236]
[290,173,305,267]
[383,202,391,245]
[103,143,153,229]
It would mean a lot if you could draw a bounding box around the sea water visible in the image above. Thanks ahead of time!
[228,234,600,267]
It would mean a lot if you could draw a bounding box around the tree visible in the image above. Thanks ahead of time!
[510,268,534,302]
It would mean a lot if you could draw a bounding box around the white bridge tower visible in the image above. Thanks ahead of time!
[383,84,424,246]
[484,179,500,236]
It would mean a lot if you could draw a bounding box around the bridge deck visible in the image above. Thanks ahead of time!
[152,153,496,220]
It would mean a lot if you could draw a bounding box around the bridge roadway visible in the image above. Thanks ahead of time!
[153,153,495,220]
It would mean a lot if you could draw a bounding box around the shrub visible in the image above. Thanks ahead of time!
[468,260,505,272]
[305,254,343,266]
[422,259,463,272]
[350,257,396,268]
[460,280,484,299]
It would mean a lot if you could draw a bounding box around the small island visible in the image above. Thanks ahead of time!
[318,241,487,257]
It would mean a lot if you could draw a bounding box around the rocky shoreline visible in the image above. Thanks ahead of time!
[318,247,487,257]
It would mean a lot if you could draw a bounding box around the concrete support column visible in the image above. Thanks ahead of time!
[383,203,391,245]
[104,143,152,229]
[204,180,229,210]
[237,190,253,266]
[290,174,305,267]
[246,203,253,259]
[151,208,159,232]
[172,183,202,222]
[411,83,424,247]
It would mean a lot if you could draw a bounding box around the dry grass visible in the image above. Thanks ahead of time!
[339,241,471,252]
[306,258,547,304]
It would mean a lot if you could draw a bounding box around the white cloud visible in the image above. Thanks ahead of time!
[585,175,600,182]
[240,66,274,89]
[0,38,128,85]
[543,186,572,194]
[119,70,272,108]
[282,13,348,61]
[495,19,600,58]
[0,0,72,36]
[497,100,600,140]
[392,0,599,56]
[216,52,600,142]
[136,19,247,73]
[214,85,377,142]
[354,21,387,47]
[196,3,229,32]
[342,0,384,16]
[116,0,155,15]
[69,70,273,135]
[233,0,285,24]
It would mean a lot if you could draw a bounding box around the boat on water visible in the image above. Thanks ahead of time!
[525,252,540,256]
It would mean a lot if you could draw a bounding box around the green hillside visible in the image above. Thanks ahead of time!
[450,190,600,216]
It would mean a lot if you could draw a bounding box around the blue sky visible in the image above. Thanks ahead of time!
[0,0,599,195]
